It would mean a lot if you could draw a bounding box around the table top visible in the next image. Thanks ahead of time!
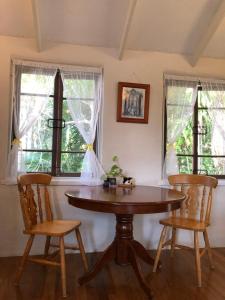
[65,185,185,215]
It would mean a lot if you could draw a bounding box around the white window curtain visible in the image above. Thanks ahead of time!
[2,61,57,184]
[61,68,105,185]
[164,78,198,177]
[201,81,225,174]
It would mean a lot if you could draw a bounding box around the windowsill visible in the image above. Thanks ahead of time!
[51,177,83,186]
[2,177,225,187]
[158,179,225,187]
[52,178,225,187]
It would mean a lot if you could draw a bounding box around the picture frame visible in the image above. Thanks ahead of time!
[117,82,150,123]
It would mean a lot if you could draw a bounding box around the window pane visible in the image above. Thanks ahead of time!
[19,151,52,172]
[63,78,95,134]
[175,119,193,155]
[177,156,193,174]
[198,157,225,175]
[20,96,53,150]
[61,101,86,151]
[63,78,95,99]
[21,73,55,95]
[19,70,55,174]
[198,93,225,156]
[166,85,195,143]
[61,153,85,173]
[199,90,225,108]
[198,109,213,155]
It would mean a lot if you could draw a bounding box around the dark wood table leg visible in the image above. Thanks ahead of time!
[115,214,133,265]
[131,240,161,269]
[78,214,154,298]
[129,243,153,299]
[131,240,155,265]
[78,241,116,285]
[115,214,153,298]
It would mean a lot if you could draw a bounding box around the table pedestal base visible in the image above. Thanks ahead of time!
[79,214,156,299]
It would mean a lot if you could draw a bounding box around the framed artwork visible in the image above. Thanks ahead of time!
[117,82,150,123]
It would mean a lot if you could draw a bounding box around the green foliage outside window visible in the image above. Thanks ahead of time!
[20,72,96,175]
[169,90,225,176]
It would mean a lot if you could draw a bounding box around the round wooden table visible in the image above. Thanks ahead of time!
[65,185,185,299]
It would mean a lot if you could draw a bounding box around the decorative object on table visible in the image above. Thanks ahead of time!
[117,82,150,123]
[103,177,117,188]
[103,178,110,188]
[103,155,124,187]
[123,176,133,184]
[118,176,135,189]
[108,177,117,187]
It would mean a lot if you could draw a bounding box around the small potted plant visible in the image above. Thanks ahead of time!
[103,155,124,187]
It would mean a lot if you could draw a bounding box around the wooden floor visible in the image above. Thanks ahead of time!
[1,249,225,300]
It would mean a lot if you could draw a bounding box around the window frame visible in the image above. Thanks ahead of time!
[164,84,225,179]
[16,67,98,177]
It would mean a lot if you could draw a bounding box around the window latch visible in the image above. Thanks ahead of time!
[192,125,207,135]
[47,118,65,128]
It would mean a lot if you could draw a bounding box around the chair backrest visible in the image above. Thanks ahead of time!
[168,174,218,224]
[17,173,53,231]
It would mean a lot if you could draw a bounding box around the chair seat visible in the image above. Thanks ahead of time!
[25,220,81,236]
[160,217,207,231]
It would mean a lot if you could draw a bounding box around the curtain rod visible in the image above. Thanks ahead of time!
[164,73,225,84]
[11,58,102,74]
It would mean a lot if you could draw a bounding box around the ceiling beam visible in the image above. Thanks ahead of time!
[31,0,43,52]
[191,0,225,66]
[118,0,137,60]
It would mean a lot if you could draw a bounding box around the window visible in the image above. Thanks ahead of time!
[164,76,225,178]
[11,62,102,177]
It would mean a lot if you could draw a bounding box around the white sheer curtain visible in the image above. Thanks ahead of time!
[201,81,225,174]
[61,68,105,185]
[164,78,198,176]
[2,61,57,184]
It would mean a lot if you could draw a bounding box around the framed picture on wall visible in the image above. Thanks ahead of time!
[117,82,150,123]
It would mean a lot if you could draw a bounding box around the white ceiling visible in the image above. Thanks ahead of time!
[39,0,130,48]
[1,0,225,64]
[127,0,221,54]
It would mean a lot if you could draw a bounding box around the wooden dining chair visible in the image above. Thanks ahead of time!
[153,174,218,287]
[15,173,88,298]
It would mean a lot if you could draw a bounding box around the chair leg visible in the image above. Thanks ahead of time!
[203,230,214,269]
[75,228,88,272]
[59,237,67,298]
[14,235,34,285]
[171,227,176,257]
[194,231,202,287]
[44,236,51,257]
[153,226,167,272]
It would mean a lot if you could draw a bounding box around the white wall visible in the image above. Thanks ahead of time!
[1,36,225,256]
